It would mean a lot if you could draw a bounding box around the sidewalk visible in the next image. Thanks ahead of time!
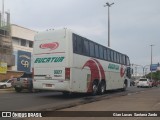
[0,88,14,93]
[25,88,160,120]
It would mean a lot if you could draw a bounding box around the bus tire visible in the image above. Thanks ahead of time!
[98,80,106,95]
[122,80,127,91]
[92,80,98,96]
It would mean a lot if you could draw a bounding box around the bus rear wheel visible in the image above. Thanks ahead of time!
[92,81,98,96]
[98,81,106,95]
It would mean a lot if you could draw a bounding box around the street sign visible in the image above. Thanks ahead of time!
[0,62,7,74]
[150,64,160,71]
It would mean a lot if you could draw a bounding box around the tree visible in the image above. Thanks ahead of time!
[146,71,160,80]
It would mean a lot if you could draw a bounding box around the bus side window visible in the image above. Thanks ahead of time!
[83,39,89,56]
[110,50,114,62]
[113,51,117,63]
[89,42,95,57]
[126,56,130,66]
[107,48,110,61]
[73,34,77,52]
[117,53,120,64]
[104,48,107,60]
[77,36,83,54]
[119,54,122,64]
[122,55,126,65]
[99,46,104,59]
[95,44,99,58]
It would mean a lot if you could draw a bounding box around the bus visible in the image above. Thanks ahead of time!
[33,28,132,95]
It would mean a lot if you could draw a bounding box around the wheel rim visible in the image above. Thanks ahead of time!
[101,84,105,93]
[92,84,98,95]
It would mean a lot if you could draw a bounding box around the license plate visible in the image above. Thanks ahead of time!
[46,84,52,87]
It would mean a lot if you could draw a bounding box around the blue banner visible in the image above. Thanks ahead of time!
[150,64,159,71]
[17,50,31,73]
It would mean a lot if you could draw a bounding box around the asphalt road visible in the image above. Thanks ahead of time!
[0,86,159,111]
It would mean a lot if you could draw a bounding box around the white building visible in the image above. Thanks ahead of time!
[11,24,37,72]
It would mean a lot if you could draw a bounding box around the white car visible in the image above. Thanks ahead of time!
[137,78,152,88]
[0,79,13,89]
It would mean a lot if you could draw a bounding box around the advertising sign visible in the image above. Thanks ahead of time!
[150,64,160,71]
[17,50,31,73]
[0,62,7,74]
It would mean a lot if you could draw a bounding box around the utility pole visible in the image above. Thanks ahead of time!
[150,44,154,81]
[104,2,114,47]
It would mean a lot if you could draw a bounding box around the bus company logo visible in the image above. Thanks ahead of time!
[40,42,59,50]
[120,65,125,77]
[82,59,105,92]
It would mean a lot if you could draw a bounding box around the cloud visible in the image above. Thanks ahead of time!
[2,0,160,67]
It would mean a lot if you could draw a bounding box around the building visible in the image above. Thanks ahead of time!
[0,23,37,80]
[11,24,37,73]
[0,12,15,80]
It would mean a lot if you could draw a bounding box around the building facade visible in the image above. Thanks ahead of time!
[0,12,15,80]
[11,24,37,73]
[0,23,37,80]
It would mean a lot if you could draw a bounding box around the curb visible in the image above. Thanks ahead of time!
[0,88,15,93]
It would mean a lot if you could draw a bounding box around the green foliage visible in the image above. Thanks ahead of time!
[146,71,160,80]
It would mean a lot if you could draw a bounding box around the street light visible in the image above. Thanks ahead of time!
[104,2,114,47]
[132,64,150,77]
[150,44,155,81]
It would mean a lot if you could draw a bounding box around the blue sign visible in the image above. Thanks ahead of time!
[17,50,31,73]
[150,64,159,71]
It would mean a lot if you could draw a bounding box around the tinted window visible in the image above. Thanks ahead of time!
[77,36,83,54]
[99,46,103,59]
[122,55,126,65]
[119,54,122,64]
[73,35,77,52]
[83,40,89,55]
[89,42,95,57]
[95,44,99,58]
[139,79,147,81]
[107,48,110,61]
[117,53,120,63]
[104,49,107,60]
[126,56,130,65]
[20,73,32,78]
[110,50,114,62]
[114,51,117,63]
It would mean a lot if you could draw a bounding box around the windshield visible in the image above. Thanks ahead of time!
[139,79,147,81]
[0,79,8,82]
[20,73,32,78]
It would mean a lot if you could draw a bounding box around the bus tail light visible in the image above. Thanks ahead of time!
[32,68,34,78]
[65,68,70,80]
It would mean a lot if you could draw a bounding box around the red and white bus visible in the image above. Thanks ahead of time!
[33,28,132,95]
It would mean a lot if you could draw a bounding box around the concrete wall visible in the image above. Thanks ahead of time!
[11,24,37,41]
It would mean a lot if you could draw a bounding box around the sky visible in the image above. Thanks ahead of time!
[1,0,160,74]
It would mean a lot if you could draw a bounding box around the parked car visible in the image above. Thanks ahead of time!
[137,78,152,88]
[0,79,13,89]
[151,80,159,87]
[130,80,135,86]
[12,73,33,92]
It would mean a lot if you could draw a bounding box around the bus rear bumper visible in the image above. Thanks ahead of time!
[33,80,70,91]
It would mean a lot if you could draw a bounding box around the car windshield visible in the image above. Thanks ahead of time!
[0,79,8,82]
[139,79,147,81]
[20,73,32,78]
